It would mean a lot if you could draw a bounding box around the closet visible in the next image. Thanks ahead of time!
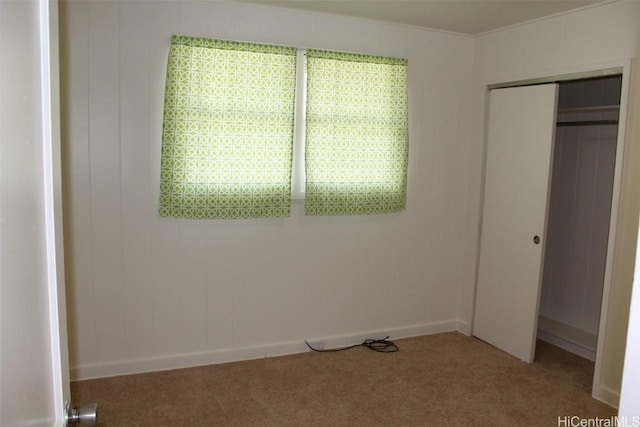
[537,76,622,361]
[473,74,623,365]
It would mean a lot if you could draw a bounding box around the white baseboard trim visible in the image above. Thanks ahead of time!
[592,384,620,409]
[456,319,471,336]
[537,316,597,361]
[70,340,307,381]
[537,329,597,362]
[70,320,460,381]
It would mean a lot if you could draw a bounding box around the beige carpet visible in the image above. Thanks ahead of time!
[71,332,615,426]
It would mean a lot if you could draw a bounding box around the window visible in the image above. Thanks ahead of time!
[304,50,409,215]
[159,36,297,219]
[159,36,408,219]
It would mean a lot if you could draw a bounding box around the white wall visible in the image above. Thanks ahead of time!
[541,123,617,337]
[0,0,59,425]
[466,0,640,407]
[60,0,474,379]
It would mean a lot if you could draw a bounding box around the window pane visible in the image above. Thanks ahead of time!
[160,36,297,219]
[305,50,409,216]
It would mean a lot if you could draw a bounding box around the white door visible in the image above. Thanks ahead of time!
[0,1,70,425]
[473,84,558,363]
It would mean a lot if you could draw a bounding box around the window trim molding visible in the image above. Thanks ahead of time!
[291,49,307,200]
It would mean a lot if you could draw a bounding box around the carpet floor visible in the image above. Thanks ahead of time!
[71,332,616,426]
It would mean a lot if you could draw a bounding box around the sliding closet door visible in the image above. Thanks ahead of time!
[473,84,558,363]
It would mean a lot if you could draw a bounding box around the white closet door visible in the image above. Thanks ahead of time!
[473,84,558,363]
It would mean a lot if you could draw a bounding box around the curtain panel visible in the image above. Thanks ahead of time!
[159,36,297,219]
[304,49,409,216]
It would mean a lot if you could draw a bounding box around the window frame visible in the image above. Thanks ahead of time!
[291,49,307,200]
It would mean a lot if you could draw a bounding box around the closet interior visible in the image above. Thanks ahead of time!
[537,75,622,361]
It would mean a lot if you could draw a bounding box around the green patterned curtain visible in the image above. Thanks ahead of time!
[305,50,409,216]
[160,36,297,219]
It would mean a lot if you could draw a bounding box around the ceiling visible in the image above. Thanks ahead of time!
[236,0,607,35]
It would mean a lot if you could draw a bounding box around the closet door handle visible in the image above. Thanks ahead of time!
[533,235,541,244]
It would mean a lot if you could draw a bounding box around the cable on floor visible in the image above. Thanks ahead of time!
[305,336,399,353]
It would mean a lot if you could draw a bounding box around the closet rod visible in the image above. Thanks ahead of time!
[556,120,619,127]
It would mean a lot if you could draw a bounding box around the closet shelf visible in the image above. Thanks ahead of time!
[556,120,618,127]
[557,104,620,113]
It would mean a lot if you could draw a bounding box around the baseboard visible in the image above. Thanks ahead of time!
[537,329,597,361]
[70,320,460,381]
[70,340,308,381]
[592,383,620,409]
[310,320,460,351]
[456,319,471,336]
[537,316,597,361]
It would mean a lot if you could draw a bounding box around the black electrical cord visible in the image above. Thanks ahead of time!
[305,336,399,353]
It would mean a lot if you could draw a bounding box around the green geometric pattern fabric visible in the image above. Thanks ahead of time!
[159,36,297,219]
[304,49,409,216]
